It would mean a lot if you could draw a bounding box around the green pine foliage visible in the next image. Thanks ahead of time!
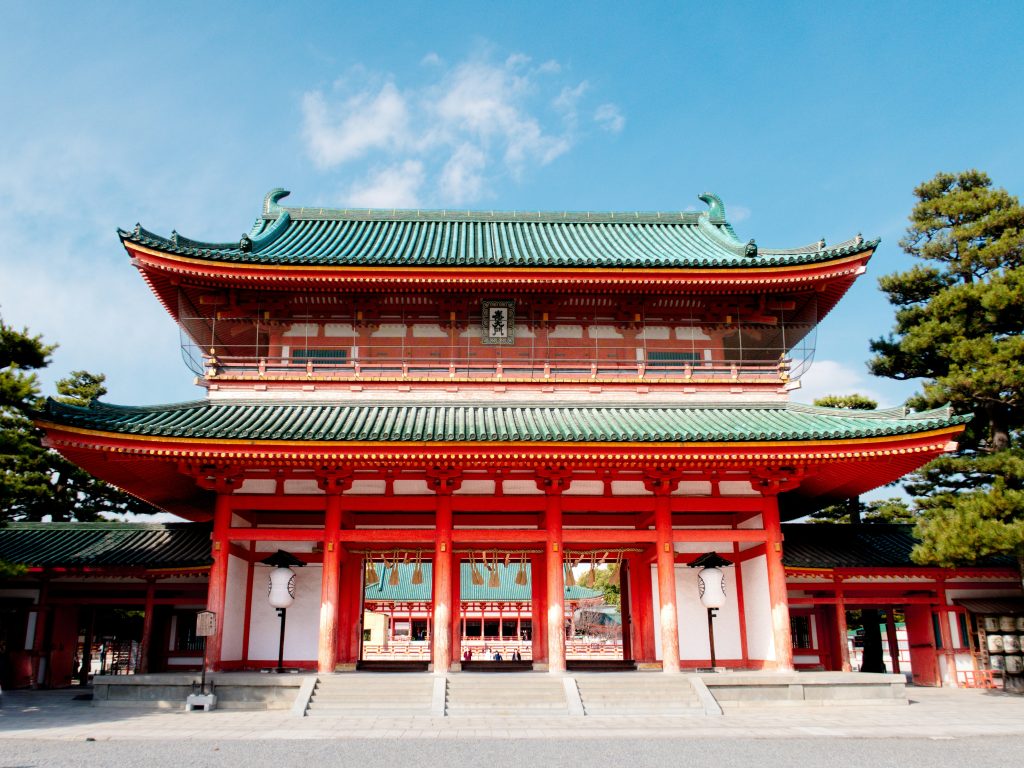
[0,314,159,523]
[868,171,1024,569]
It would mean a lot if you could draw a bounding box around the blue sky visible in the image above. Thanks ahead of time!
[2,0,1023,410]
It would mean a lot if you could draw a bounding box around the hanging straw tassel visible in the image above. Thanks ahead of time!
[411,550,424,585]
[402,551,410,565]
[488,551,501,589]
[471,552,484,586]
[388,550,401,586]
[609,552,622,587]
[504,552,511,567]
[368,561,385,585]
[564,560,576,588]
[583,555,596,588]
[515,552,528,586]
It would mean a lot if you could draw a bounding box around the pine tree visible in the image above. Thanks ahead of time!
[869,171,1024,572]
[0,314,159,523]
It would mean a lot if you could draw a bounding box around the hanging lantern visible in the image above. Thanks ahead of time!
[697,567,727,609]
[268,566,296,609]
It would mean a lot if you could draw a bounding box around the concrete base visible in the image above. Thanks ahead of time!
[185,693,216,712]
[700,671,908,708]
[92,673,314,711]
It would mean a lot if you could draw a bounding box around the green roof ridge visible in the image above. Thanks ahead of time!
[117,190,878,270]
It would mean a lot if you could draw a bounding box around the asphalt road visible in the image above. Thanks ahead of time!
[3,737,1023,768]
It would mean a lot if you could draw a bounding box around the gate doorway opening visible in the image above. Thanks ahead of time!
[459,553,533,669]
[359,553,433,670]
[565,553,630,670]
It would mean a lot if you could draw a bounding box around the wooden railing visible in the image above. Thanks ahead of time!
[202,353,793,384]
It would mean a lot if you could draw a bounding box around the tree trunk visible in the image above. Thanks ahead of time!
[987,403,1011,452]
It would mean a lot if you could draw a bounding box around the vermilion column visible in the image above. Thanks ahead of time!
[138,579,156,673]
[431,487,455,674]
[205,489,232,672]
[627,555,652,662]
[338,550,361,665]
[834,580,852,672]
[543,486,567,673]
[450,552,462,663]
[762,495,794,671]
[318,491,343,673]
[885,611,901,675]
[531,553,548,665]
[653,492,681,672]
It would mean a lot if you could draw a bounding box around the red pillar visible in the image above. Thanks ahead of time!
[318,490,343,673]
[30,579,50,688]
[619,558,633,661]
[531,553,548,664]
[885,611,901,675]
[205,489,232,672]
[431,481,456,674]
[541,479,567,673]
[835,582,852,672]
[450,553,462,663]
[762,495,794,671]
[653,492,680,673]
[629,552,656,663]
[338,549,361,665]
[138,579,156,674]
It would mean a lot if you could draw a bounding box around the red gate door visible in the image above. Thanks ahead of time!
[905,605,940,686]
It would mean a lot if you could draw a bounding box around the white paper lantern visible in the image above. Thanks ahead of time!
[698,566,727,609]
[268,566,296,609]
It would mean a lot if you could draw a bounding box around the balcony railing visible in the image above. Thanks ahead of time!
[200,353,795,384]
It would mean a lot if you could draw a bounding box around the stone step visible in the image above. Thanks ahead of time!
[306,707,433,717]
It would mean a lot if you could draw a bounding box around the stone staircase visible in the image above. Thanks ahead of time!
[305,673,434,717]
[445,673,569,717]
[573,673,705,716]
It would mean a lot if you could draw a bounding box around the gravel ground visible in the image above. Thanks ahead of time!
[3,736,1024,768]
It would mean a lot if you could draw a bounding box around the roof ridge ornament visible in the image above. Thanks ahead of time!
[745,239,758,258]
[697,192,727,221]
[263,188,291,216]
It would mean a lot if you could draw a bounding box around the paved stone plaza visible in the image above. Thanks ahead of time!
[3,686,1024,742]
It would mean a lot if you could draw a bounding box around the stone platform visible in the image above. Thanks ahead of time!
[88,670,907,715]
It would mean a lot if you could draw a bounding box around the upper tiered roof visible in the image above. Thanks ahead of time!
[120,189,876,272]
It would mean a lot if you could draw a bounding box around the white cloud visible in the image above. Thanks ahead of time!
[302,52,616,206]
[343,160,425,208]
[439,144,487,205]
[795,359,887,406]
[594,103,625,134]
[730,204,752,223]
[301,82,409,168]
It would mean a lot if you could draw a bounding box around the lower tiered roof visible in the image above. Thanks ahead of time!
[41,399,963,443]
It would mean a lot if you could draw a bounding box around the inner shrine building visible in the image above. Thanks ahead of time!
[35,189,969,675]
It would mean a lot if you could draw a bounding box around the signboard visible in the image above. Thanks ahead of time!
[481,300,515,345]
[196,610,217,637]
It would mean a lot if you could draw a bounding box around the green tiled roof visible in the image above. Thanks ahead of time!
[363,562,602,602]
[41,399,964,444]
[781,524,1016,569]
[119,189,877,270]
[0,522,212,569]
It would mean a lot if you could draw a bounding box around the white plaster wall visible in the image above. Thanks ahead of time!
[221,554,248,662]
[247,564,322,663]
[650,564,741,662]
[741,554,774,661]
